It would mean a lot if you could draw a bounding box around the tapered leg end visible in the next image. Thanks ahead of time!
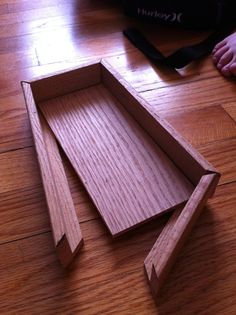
[56,234,84,268]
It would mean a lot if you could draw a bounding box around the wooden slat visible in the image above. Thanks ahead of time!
[35,32,132,66]
[144,208,182,282]
[0,147,40,194]
[0,107,33,153]
[41,116,84,266]
[0,8,123,38]
[22,82,63,245]
[7,0,117,13]
[0,185,49,244]
[40,82,193,236]
[140,77,236,114]
[145,173,219,296]
[0,20,130,54]
[198,138,236,185]
[106,51,219,93]
[164,106,236,146]
[0,50,38,71]
[22,82,83,266]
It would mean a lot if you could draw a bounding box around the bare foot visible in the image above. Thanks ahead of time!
[212,32,236,77]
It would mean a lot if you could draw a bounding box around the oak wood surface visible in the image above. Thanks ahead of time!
[40,83,193,236]
[22,81,84,266]
[0,0,236,314]
[145,173,219,296]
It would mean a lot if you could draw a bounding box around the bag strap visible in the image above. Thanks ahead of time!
[123,24,235,68]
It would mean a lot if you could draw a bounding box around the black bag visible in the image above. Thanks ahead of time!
[123,0,236,68]
[123,0,235,30]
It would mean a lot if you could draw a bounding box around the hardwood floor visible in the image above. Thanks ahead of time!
[0,1,236,314]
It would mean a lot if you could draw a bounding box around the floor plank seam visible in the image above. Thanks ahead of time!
[0,144,34,155]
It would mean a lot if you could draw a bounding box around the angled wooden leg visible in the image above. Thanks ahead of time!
[144,173,220,296]
[22,82,83,267]
[41,116,84,267]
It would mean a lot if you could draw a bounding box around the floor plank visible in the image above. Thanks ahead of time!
[163,106,236,146]
[0,94,33,152]
[223,102,236,122]
[0,107,33,153]
[106,52,220,92]
[198,138,236,185]
[0,147,40,194]
[140,77,236,114]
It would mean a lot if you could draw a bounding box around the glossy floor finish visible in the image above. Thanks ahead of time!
[1,1,236,314]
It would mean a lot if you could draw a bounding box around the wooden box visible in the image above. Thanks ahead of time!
[21,60,220,294]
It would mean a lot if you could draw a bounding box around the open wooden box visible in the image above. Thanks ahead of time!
[22,60,220,295]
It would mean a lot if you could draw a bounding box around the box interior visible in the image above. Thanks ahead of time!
[31,63,196,236]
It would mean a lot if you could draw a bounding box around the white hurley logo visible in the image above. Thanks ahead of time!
[137,8,183,23]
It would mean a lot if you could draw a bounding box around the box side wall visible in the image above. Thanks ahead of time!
[21,82,64,245]
[101,61,217,185]
[147,172,218,295]
[27,63,101,103]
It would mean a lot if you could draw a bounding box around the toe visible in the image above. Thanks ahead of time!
[221,65,232,77]
[217,50,233,69]
[212,40,227,54]
[212,45,229,64]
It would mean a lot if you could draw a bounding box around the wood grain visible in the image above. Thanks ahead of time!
[22,82,83,266]
[101,61,217,185]
[40,83,193,236]
[164,106,236,146]
[0,105,32,153]
[140,77,236,115]
[1,0,236,313]
[223,103,236,122]
[106,51,221,93]
[0,147,40,194]
[0,182,235,315]
[29,62,101,102]
[41,116,84,266]
[145,173,219,296]
[198,138,236,185]
[0,50,38,70]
